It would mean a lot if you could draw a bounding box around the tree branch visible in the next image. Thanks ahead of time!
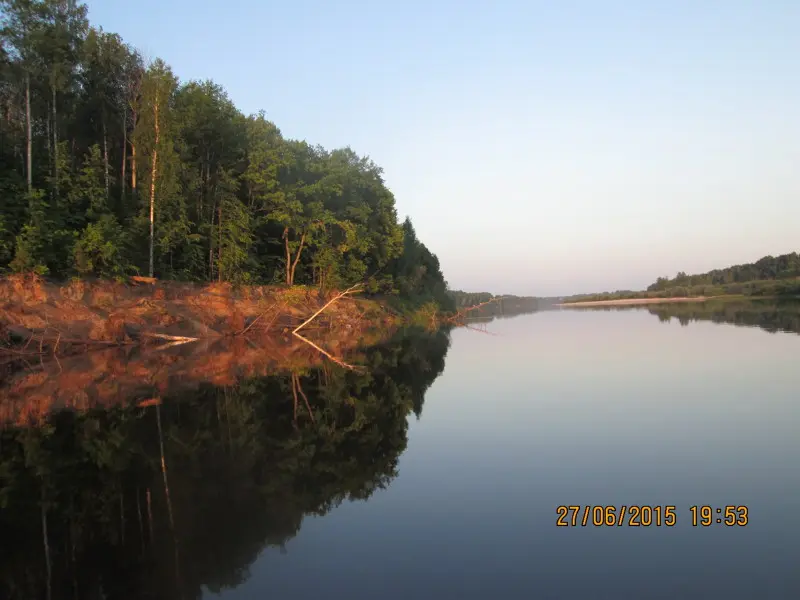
[292,283,362,334]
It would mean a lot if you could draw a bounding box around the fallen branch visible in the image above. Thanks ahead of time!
[293,331,361,371]
[463,323,500,336]
[19,333,129,346]
[60,338,132,346]
[447,296,505,323]
[131,276,157,285]
[140,333,200,344]
[293,284,362,334]
[236,304,277,336]
[1,334,129,356]
[153,339,198,351]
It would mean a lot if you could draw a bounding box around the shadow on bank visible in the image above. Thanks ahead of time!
[0,327,451,600]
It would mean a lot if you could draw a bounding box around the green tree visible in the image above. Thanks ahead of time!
[269,141,337,286]
[71,145,129,277]
[133,58,178,278]
[0,0,454,311]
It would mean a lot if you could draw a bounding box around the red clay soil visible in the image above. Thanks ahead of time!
[0,274,400,427]
[0,273,396,357]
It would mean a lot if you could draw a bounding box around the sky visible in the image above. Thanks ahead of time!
[85,0,800,296]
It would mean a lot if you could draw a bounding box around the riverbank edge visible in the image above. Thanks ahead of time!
[555,293,800,308]
[556,296,714,307]
[0,273,445,362]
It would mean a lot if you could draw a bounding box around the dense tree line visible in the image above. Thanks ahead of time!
[564,251,800,303]
[0,327,451,599]
[647,252,800,291]
[0,0,453,310]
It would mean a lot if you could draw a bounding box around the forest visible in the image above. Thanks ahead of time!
[563,251,800,303]
[0,0,453,312]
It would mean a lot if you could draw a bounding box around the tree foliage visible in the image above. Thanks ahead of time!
[646,252,800,291]
[0,0,451,308]
[564,251,800,303]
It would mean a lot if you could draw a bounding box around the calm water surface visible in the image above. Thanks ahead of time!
[2,300,799,599]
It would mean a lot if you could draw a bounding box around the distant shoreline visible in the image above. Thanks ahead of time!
[556,296,711,307]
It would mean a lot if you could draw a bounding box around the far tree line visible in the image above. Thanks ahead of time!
[647,252,800,291]
[564,251,800,303]
[0,0,453,311]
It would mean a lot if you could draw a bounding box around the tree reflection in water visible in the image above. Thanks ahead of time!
[570,298,800,336]
[0,327,451,600]
[646,298,800,334]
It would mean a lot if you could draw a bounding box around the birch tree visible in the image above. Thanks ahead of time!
[134,58,176,278]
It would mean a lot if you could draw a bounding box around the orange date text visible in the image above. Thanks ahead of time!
[556,505,677,527]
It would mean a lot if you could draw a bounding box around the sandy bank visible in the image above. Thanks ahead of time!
[556,296,711,307]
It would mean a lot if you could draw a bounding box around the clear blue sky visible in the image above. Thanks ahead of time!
[86,0,799,296]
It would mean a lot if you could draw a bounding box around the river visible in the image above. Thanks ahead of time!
[1,299,799,599]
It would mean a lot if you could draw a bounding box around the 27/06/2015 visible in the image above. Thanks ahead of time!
[556,505,749,527]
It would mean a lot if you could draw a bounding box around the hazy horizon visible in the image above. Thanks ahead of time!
[86,0,800,297]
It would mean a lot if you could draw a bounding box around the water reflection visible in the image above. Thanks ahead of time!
[458,300,540,324]
[0,328,451,600]
[567,298,800,335]
[0,328,391,427]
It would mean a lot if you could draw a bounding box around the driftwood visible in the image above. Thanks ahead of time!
[293,284,362,334]
[446,296,505,323]
[292,332,361,371]
[153,339,198,351]
[463,323,500,336]
[2,281,370,370]
[131,276,157,285]
[2,326,202,360]
[0,331,132,357]
[140,332,199,345]
[235,304,279,336]
[290,284,364,371]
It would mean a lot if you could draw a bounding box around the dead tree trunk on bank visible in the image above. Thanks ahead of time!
[52,84,58,197]
[131,139,137,193]
[148,97,160,278]
[103,115,110,199]
[25,73,32,194]
[121,104,127,203]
